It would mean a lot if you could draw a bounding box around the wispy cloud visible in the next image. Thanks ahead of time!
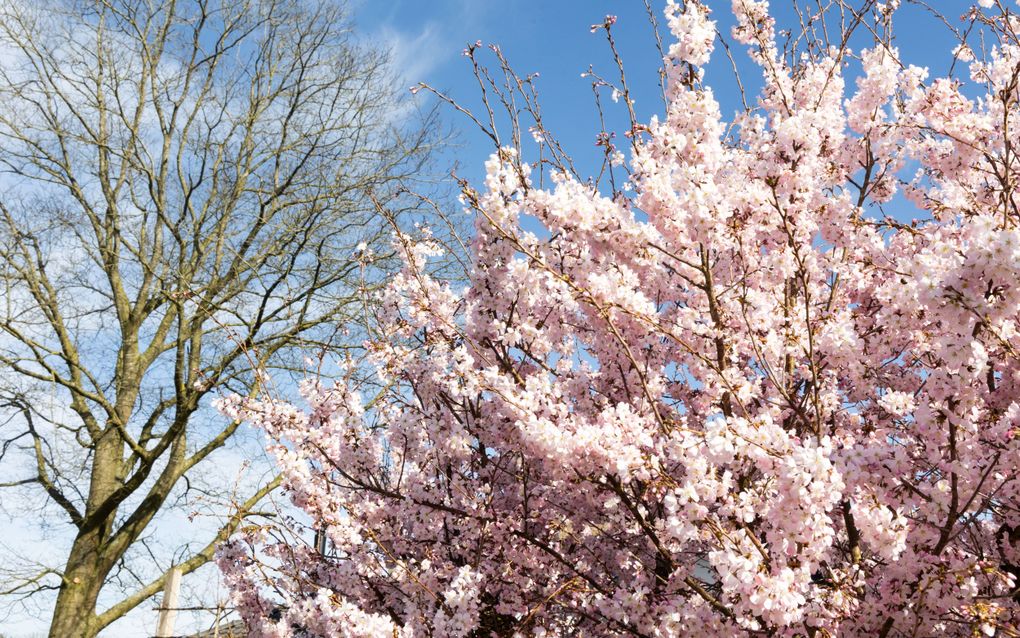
[373,21,452,87]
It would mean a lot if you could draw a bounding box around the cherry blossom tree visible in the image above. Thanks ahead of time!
[216,1,1020,635]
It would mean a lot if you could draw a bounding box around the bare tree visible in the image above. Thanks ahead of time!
[0,0,437,635]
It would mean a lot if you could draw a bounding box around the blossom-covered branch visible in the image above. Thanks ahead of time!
[218,1,1020,635]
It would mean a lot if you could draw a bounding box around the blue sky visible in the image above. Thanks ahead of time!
[360,0,704,186]
[356,0,966,198]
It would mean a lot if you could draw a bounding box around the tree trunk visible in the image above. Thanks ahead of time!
[49,430,122,638]
[49,530,107,638]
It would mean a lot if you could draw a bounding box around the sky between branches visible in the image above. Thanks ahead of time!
[361,0,963,217]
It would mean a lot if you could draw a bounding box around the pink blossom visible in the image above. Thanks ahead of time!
[216,2,1020,635]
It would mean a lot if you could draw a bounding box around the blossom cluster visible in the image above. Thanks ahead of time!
[217,2,1020,635]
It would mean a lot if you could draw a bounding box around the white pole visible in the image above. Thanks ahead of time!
[213,601,224,638]
[156,567,182,638]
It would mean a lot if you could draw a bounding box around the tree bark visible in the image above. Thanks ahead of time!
[49,431,122,638]
[49,530,108,638]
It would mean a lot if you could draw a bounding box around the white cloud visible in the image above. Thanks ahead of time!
[373,21,451,87]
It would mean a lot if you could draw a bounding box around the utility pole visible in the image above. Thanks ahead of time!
[155,567,182,637]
